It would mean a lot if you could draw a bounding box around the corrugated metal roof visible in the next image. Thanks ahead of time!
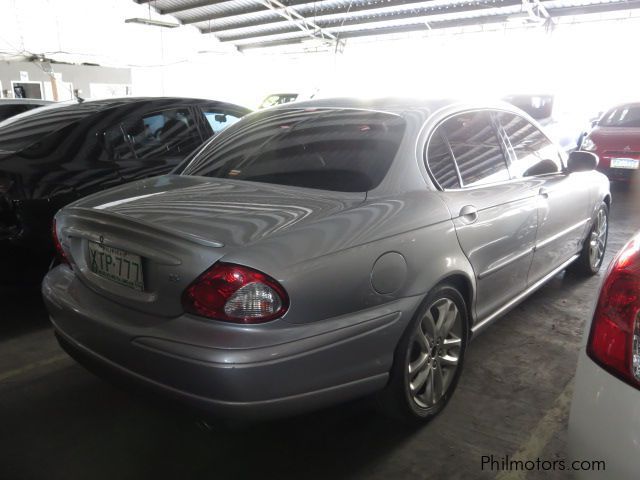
[133,0,640,49]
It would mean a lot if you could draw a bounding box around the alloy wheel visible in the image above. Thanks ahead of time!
[407,297,463,408]
[589,207,608,269]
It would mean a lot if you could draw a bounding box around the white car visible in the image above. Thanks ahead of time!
[569,231,640,478]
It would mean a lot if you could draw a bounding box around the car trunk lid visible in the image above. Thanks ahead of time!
[57,175,364,317]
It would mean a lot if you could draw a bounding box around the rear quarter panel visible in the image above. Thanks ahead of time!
[220,190,475,326]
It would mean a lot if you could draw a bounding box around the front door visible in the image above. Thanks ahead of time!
[495,111,592,284]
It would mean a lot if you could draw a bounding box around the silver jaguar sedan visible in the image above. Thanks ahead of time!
[43,98,610,423]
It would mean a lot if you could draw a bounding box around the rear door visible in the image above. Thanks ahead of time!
[427,110,539,321]
[497,112,592,283]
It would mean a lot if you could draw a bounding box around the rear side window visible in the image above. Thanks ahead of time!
[497,112,561,177]
[426,131,460,189]
[182,109,406,192]
[122,108,203,159]
[434,111,509,187]
[0,104,32,123]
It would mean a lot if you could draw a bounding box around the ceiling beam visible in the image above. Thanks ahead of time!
[547,0,640,17]
[256,0,339,41]
[219,0,522,42]
[159,0,237,15]
[237,15,511,50]
[236,0,640,50]
[184,0,313,25]
[206,0,472,33]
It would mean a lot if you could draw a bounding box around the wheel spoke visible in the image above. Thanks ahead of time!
[435,299,458,339]
[421,311,437,343]
[438,353,459,366]
[411,366,430,393]
[409,352,429,376]
[443,337,462,348]
[415,329,430,353]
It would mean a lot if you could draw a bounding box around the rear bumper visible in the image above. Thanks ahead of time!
[43,266,415,419]
[568,350,640,479]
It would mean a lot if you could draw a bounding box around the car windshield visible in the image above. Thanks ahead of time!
[181,108,406,192]
[599,104,640,127]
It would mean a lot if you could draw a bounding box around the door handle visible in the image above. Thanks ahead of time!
[459,205,478,224]
[539,187,549,198]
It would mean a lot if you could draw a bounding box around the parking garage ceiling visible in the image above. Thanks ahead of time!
[136,0,640,50]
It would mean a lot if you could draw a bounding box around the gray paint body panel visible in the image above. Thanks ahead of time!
[43,98,610,418]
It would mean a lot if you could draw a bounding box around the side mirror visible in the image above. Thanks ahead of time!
[567,151,598,172]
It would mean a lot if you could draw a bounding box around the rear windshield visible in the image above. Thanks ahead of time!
[181,108,406,192]
[600,104,640,127]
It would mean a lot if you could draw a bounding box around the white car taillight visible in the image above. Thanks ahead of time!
[182,262,289,324]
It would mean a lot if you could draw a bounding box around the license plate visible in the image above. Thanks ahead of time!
[610,157,639,169]
[88,241,144,291]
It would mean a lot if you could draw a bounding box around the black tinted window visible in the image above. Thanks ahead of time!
[426,131,460,189]
[0,105,32,122]
[182,109,406,192]
[498,113,561,177]
[123,108,202,159]
[439,112,509,187]
[202,109,241,135]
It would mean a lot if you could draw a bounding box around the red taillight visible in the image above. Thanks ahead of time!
[52,219,70,266]
[587,234,640,389]
[182,262,289,324]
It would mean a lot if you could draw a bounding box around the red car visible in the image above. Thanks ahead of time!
[581,102,640,182]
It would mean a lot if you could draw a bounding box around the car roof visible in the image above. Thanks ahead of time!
[269,96,525,120]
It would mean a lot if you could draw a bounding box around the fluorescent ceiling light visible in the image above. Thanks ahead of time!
[125,17,180,28]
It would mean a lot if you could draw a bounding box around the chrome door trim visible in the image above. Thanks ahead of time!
[477,247,535,279]
[534,218,590,251]
[471,253,579,336]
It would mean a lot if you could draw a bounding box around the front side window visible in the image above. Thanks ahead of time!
[202,109,241,135]
[182,109,406,193]
[497,112,561,178]
[436,111,509,187]
[122,108,202,159]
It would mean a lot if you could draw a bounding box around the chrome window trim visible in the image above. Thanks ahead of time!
[424,107,567,193]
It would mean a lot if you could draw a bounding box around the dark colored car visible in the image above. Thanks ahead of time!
[581,103,640,182]
[0,97,250,281]
[0,99,53,122]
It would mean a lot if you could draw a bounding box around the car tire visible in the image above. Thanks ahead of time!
[378,284,468,425]
[570,201,609,276]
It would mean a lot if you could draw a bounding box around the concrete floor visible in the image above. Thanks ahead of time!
[1,183,639,480]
